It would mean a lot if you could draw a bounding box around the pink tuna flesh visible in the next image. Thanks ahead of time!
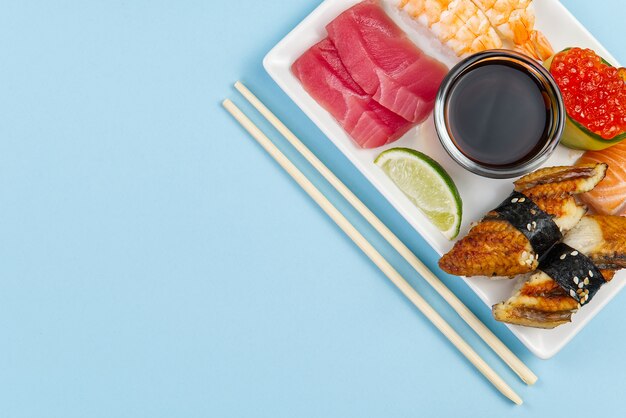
[326,0,448,123]
[291,38,413,148]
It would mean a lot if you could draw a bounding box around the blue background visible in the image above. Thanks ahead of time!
[1,0,624,417]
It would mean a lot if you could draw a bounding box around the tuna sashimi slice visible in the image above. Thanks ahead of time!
[577,141,626,216]
[291,38,413,148]
[326,0,448,123]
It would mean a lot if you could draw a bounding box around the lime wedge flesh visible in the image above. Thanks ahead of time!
[375,148,462,240]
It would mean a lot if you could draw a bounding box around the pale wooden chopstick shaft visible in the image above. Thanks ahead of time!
[222,99,523,405]
[234,81,537,386]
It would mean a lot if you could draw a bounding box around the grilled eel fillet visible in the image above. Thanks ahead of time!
[493,215,626,328]
[438,164,607,277]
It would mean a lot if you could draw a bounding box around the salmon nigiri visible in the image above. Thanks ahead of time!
[577,141,626,216]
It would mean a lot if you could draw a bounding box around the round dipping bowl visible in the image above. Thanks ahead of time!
[434,50,565,179]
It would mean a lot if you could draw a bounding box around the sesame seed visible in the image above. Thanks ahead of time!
[589,271,594,278]
[527,223,532,231]
[573,276,579,284]
[511,198,518,203]
[571,250,579,256]
[532,221,537,228]
[578,282,584,289]
[560,254,567,260]
[570,289,576,298]
[519,197,526,202]
[530,209,537,215]
[584,278,590,285]
[535,253,539,260]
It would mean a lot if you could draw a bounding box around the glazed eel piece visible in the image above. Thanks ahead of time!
[493,215,626,328]
[439,164,607,278]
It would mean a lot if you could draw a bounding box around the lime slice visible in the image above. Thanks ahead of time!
[375,148,462,240]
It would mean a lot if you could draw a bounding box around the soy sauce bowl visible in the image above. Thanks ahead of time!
[434,50,565,179]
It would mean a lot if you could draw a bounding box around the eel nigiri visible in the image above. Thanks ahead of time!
[577,141,626,216]
[492,215,626,328]
[327,0,449,123]
[292,39,414,148]
[439,164,607,278]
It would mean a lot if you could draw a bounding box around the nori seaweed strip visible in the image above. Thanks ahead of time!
[540,243,606,306]
[488,191,562,258]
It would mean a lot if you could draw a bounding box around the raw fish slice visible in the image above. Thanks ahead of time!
[327,0,448,123]
[292,39,413,148]
[438,164,607,278]
[577,141,626,216]
[492,215,626,328]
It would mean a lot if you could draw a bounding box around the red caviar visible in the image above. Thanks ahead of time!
[550,48,626,139]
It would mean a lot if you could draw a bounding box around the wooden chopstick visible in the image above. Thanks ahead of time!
[233,81,537,386]
[222,98,523,405]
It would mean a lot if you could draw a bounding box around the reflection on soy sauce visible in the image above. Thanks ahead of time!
[445,62,553,168]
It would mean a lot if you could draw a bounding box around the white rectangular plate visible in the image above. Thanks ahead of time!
[263,0,624,359]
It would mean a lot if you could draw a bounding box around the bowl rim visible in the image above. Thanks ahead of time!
[434,49,566,179]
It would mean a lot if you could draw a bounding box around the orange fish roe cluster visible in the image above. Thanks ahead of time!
[550,48,626,139]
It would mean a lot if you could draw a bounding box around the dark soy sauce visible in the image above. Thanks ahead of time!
[445,63,551,167]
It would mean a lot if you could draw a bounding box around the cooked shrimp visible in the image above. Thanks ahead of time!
[470,0,554,60]
[399,0,502,56]
[452,0,502,51]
